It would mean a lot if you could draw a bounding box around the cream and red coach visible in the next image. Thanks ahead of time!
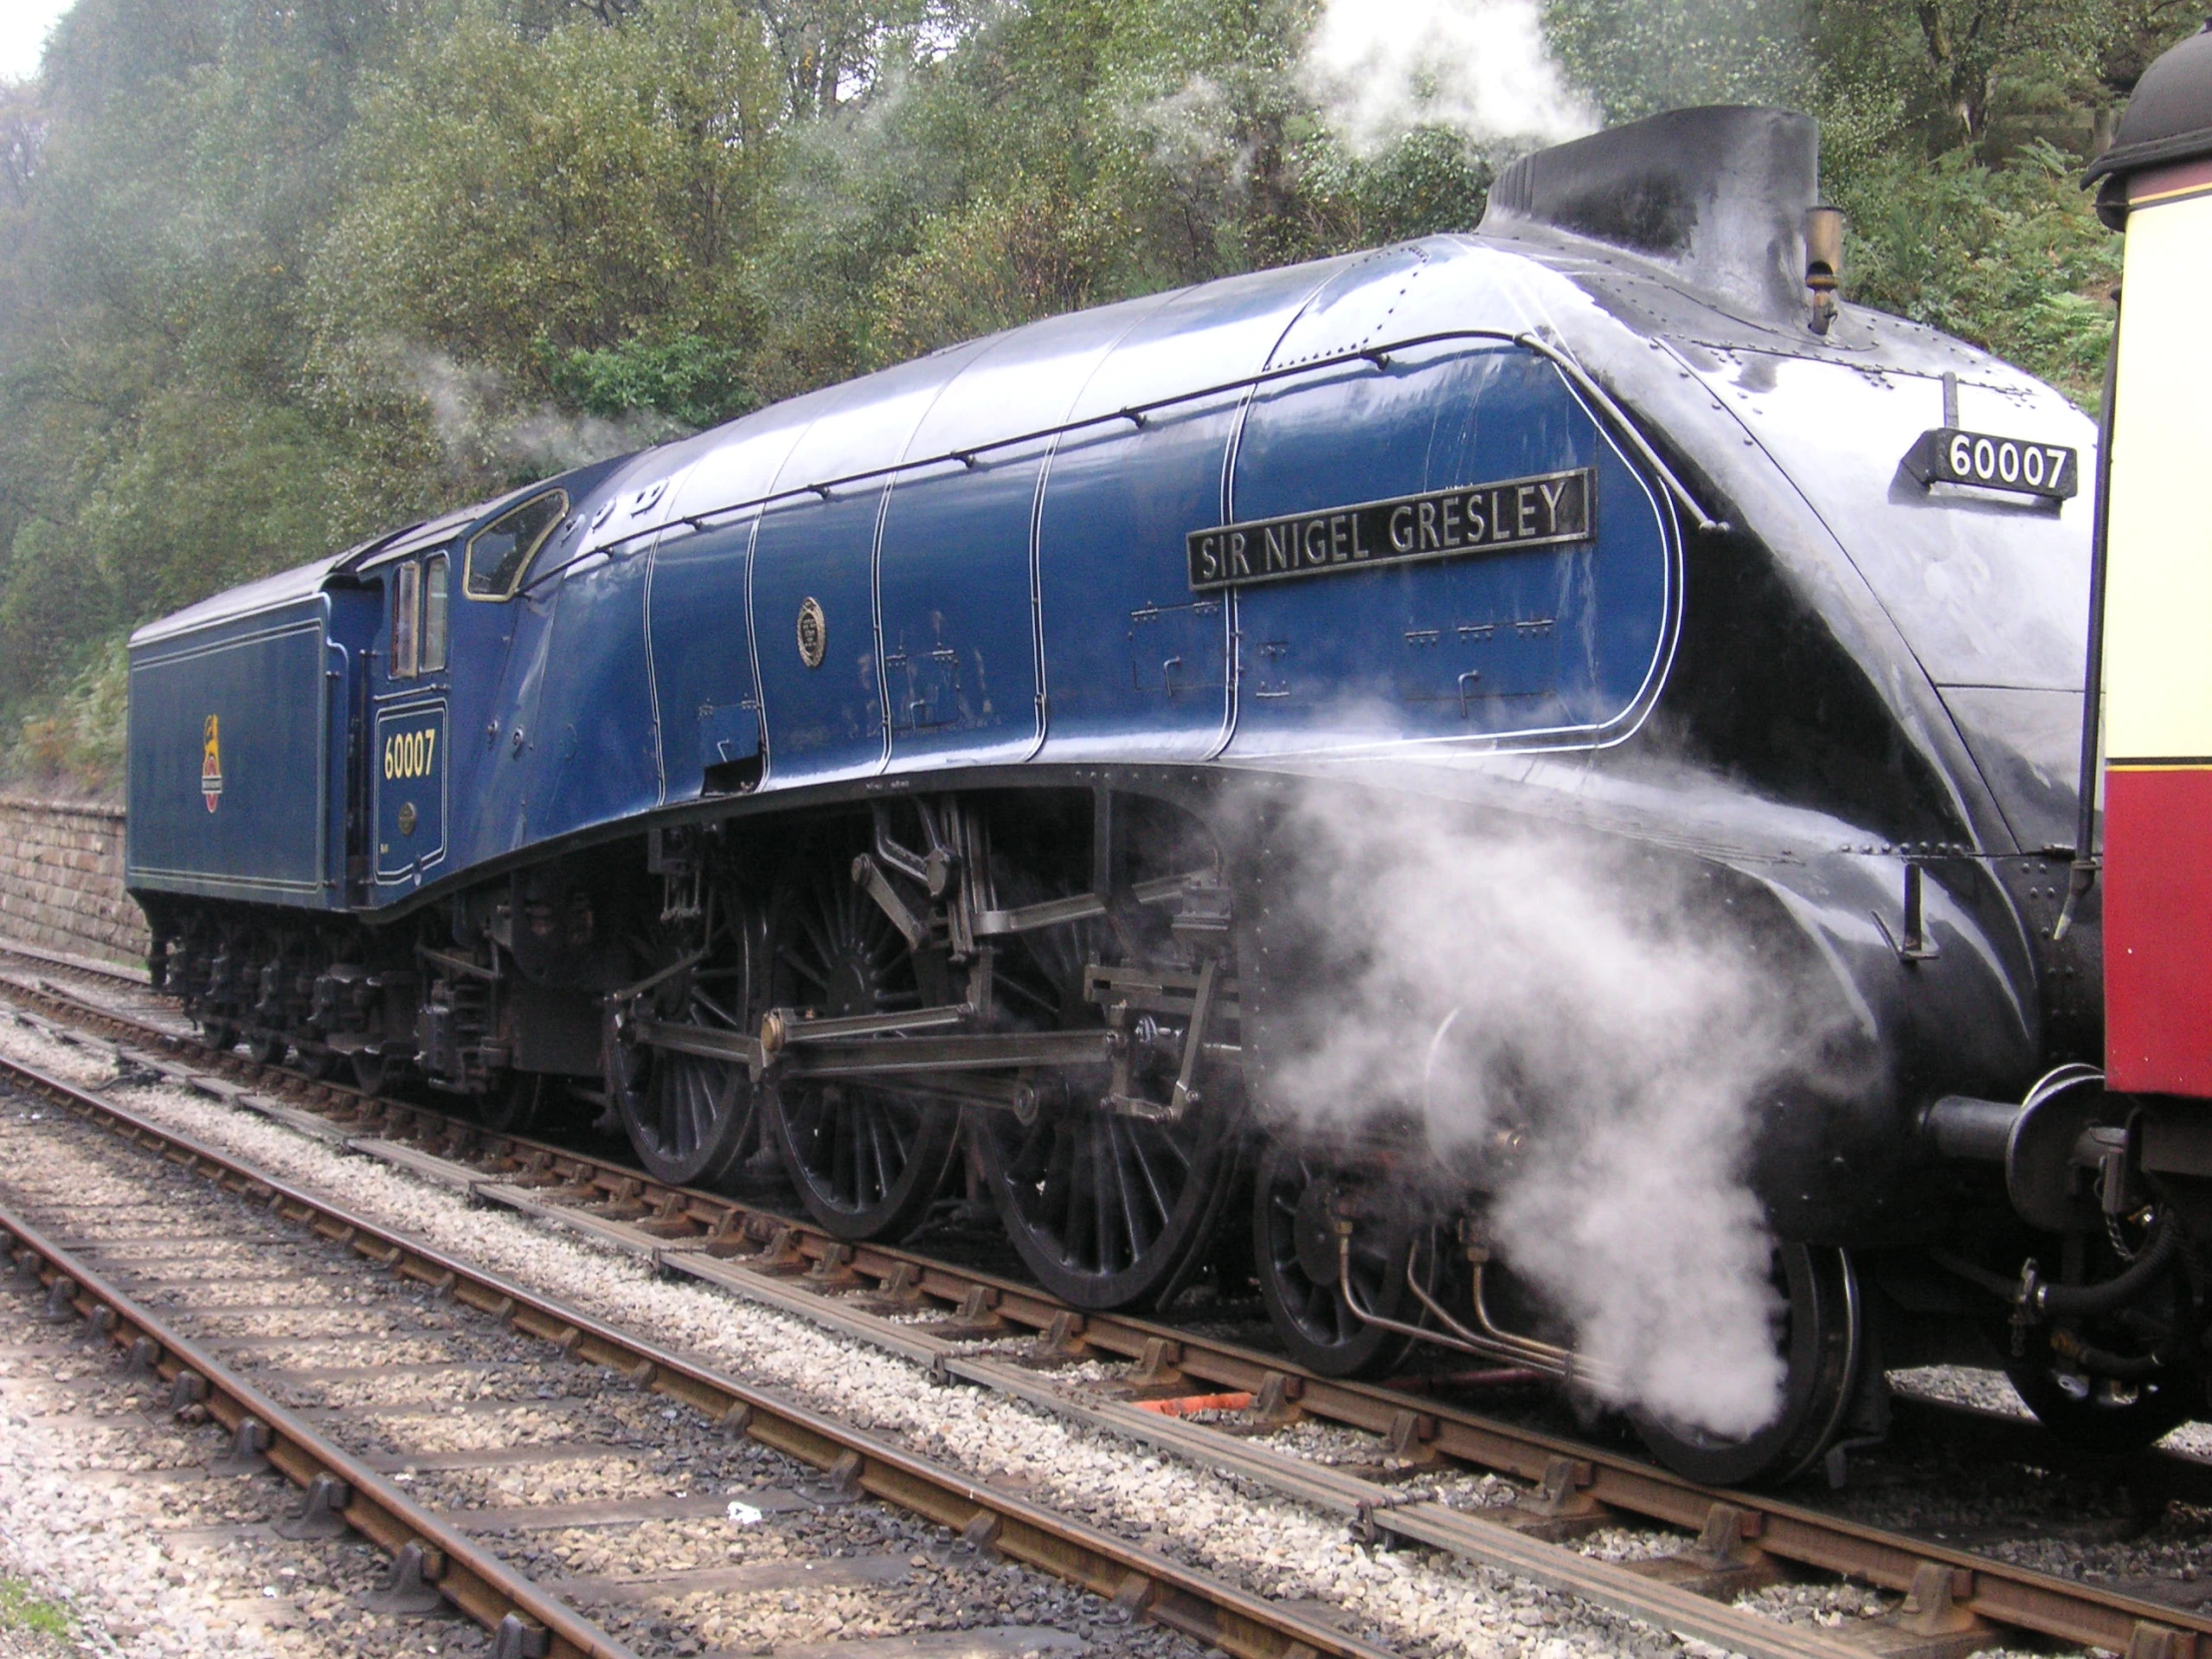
[2087,30,2212,1100]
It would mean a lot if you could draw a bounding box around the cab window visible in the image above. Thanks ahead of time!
[392,560,420,678]
[422,552,450,672]
[464,490,568,599]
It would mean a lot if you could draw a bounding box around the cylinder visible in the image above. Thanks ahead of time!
[1923,1093,2021,1162]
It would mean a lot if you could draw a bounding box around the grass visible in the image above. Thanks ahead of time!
[0,1576,72,1638]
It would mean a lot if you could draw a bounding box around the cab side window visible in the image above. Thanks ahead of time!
[465,490,568,600]
[392,561,420,678]
[422,553,450,673]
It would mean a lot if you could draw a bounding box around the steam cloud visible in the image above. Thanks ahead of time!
[1260,778,1832,1437]
[1300,0,1596,157]
[383,339,682,485]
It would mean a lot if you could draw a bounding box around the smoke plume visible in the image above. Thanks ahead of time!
[383,339,682,486]
[1300,0,1596,157]
[1258,777,1835,1437]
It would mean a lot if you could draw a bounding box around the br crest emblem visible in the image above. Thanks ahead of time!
[201,715,224,813]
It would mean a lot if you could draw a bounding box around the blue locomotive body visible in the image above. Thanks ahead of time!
[125,109,2128,1482]
[133,248,1699,902]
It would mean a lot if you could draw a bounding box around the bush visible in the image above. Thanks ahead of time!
[1835,139,2120,411]
[7,636,129,798]
[0,519,121,706]
[548,333,760,432]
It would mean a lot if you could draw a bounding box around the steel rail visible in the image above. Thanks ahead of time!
[0,1048,1393,1659]
[0,1201,637,1659]
[13,958,2212,1531]
[0,938,148,990]
[7,971,2212,1658]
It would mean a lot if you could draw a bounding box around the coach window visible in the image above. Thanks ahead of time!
[422,552,450,673]
[392,560,420,678]
[464,489,568,600]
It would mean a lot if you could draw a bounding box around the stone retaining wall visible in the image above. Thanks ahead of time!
[0,797,149,966]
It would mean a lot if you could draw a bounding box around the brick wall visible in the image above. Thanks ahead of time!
[0,797,149,967]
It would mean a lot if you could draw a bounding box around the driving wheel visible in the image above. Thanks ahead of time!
[968,880,1241,1310]
[760,855,957,1240]
[615,894,765,1188]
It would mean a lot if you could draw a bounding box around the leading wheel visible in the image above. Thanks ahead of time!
[760,855,958,1240]
[1254,1139,1422,1378]
[1632,1243,1862,1486]
[615,895,765,1188]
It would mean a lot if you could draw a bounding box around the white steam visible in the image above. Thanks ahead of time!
[1119,74,1252,194]
[382,339,682,484]
[1262,781,1831,1437]
[1300,0,1596,157]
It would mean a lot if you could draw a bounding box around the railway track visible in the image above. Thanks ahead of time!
[5,947,2212,1659]
[0,1052,1382,1659]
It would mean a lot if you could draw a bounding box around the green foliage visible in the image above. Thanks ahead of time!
[549,334,760,429]
[0,519,121,706]
[8,639,129,795]
[1835,139,2120,408]
[308,0,779,384]
[868,174,1120,362]
[1543,0,1814,123]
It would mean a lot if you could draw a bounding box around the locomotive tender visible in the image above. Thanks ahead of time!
[129,103,2188,1484]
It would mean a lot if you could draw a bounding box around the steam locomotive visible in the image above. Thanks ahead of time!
[124,94,2202,1485]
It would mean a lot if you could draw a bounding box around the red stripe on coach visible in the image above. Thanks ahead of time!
[2105,765,2212,1097]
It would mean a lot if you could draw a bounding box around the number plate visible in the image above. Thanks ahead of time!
[1903,427,2078,501]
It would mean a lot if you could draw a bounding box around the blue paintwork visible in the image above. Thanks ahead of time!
[125,237,1692,915]
[648,517,762,798]
[127,591,339,907]
[371,699,448,882]
[1225,341,1673,755]
[522,545,661,841]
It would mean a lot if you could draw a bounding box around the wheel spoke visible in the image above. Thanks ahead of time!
[1122,1121,1175,1235]
[863,1096,896,1205]
[690,986,742,1029]
[995,975,1060,1016]
[1107,1118,1154,1256]
[776,945,829,990]
[1089,1114,1116,1273]
[1304,1279,1335,1328]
